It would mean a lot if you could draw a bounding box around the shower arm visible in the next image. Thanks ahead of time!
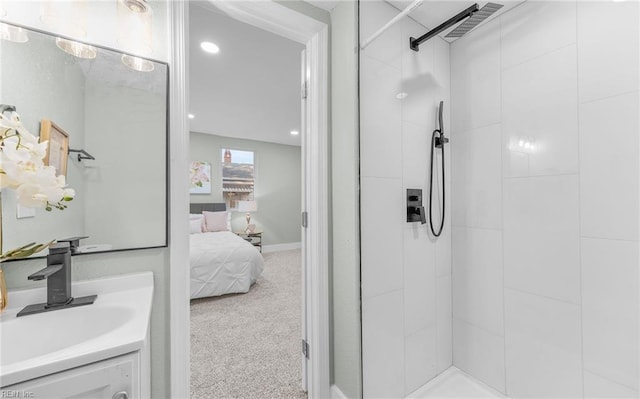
[360,0,425,50]
[409,3,479,51]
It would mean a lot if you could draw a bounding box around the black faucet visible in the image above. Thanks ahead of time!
[17,242,97,317]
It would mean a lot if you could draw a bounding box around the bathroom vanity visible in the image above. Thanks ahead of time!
[0,273,154,398]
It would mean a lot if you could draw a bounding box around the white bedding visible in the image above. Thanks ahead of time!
[190,231,264,299]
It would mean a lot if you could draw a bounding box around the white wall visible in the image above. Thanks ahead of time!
[359,1,452,397]
[450,1,639,397]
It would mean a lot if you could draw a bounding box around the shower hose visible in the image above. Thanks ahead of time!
[429,104,446,237]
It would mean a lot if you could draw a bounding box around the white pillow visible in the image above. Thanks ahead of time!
[189,213,202,221]
[189,218,203,234]
[203,211,229,232]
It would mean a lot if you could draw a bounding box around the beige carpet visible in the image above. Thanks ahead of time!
[190,249,307,399]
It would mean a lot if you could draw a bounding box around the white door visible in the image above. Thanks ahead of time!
[300,47,310,393]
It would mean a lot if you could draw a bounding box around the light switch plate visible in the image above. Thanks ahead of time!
[16,204,36,219]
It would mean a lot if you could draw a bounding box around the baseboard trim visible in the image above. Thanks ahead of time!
[331,384,348,399]
[262,242,301,253]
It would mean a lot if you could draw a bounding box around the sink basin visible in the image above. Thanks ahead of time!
[0,272,153,387]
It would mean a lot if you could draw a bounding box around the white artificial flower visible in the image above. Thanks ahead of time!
[0,107,74,210]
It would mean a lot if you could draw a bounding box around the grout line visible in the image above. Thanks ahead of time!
[501,42,577,73]
[578,88,640,106]
[498,13,509,396]
[504,286,581,308]
[452,315,505,339]
[575,3,586,395]
[504,172,579,180]
[450,224,502,232]
[583,368,640,393]
[579,235,640,244]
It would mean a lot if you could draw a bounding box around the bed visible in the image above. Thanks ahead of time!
[189,203,264,299]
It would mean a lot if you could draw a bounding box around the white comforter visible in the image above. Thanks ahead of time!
[190,231,264,299]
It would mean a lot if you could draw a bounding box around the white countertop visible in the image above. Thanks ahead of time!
[0,272,154,387]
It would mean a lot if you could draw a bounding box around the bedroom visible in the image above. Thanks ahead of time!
[186,3,306,397]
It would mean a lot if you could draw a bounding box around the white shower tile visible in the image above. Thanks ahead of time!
[502,45,579,178]
[451,18,501,134]
[503,175,580,304]
[578,0,640,103]
[401,17,439,128]
[452,227,504,336]
[504,289,583,398]
[360,55,402,179]
[359,0,402,69]
[435,228,451,278]
[402,121,430,188]
[361,177,404,299]
[501,0,576,70]
[403,227,436,335]
[580,92,640,241]
[436,275,452,374]
[453,318,506,394]
[451,124,502,230]
[584,371,639,399]
[433,37,451,110]
[582,238,639,390]
[404,326,438,395]
[362,290,405,399]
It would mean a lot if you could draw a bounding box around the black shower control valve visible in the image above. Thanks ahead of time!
[406,188,426,224]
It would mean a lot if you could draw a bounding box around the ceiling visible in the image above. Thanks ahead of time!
[188,2,304,146]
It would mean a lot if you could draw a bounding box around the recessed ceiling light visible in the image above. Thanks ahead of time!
[200,41,219,54]
[188,113,195,119]
[290,130,299,136]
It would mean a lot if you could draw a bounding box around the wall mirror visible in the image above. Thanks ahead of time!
[1,23,168,258]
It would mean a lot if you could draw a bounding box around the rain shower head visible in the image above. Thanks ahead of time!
[445,3,504,38]
[409,2,504,51]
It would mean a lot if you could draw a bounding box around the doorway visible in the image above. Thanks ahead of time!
[168,2,330,398]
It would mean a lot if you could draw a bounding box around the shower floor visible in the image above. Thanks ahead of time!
[407,367,508,398]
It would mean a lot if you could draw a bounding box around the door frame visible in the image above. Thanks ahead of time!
[168,2,330,398]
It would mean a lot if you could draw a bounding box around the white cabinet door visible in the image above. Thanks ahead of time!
[5,352,140,399]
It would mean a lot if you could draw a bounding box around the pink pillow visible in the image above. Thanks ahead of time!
[203,211,229,232]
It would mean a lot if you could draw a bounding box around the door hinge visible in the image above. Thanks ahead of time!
[302,339,310,359]
[302,80,308,100]
[302,211,308,228]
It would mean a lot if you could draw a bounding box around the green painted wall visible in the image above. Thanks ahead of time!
[190,132,302,246]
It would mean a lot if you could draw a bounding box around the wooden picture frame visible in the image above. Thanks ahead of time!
[39,120,69,177]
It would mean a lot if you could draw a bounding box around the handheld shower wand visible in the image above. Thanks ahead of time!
[429,101,447,237]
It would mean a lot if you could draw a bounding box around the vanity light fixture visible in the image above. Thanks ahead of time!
[56,38,97,59]
[121,54,154,72]
[290,130,299,136]
[200,41,220,54]
[0,23,28,43]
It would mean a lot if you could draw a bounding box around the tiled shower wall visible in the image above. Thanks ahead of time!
[451,1,639,397]
[359,1,452,397]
